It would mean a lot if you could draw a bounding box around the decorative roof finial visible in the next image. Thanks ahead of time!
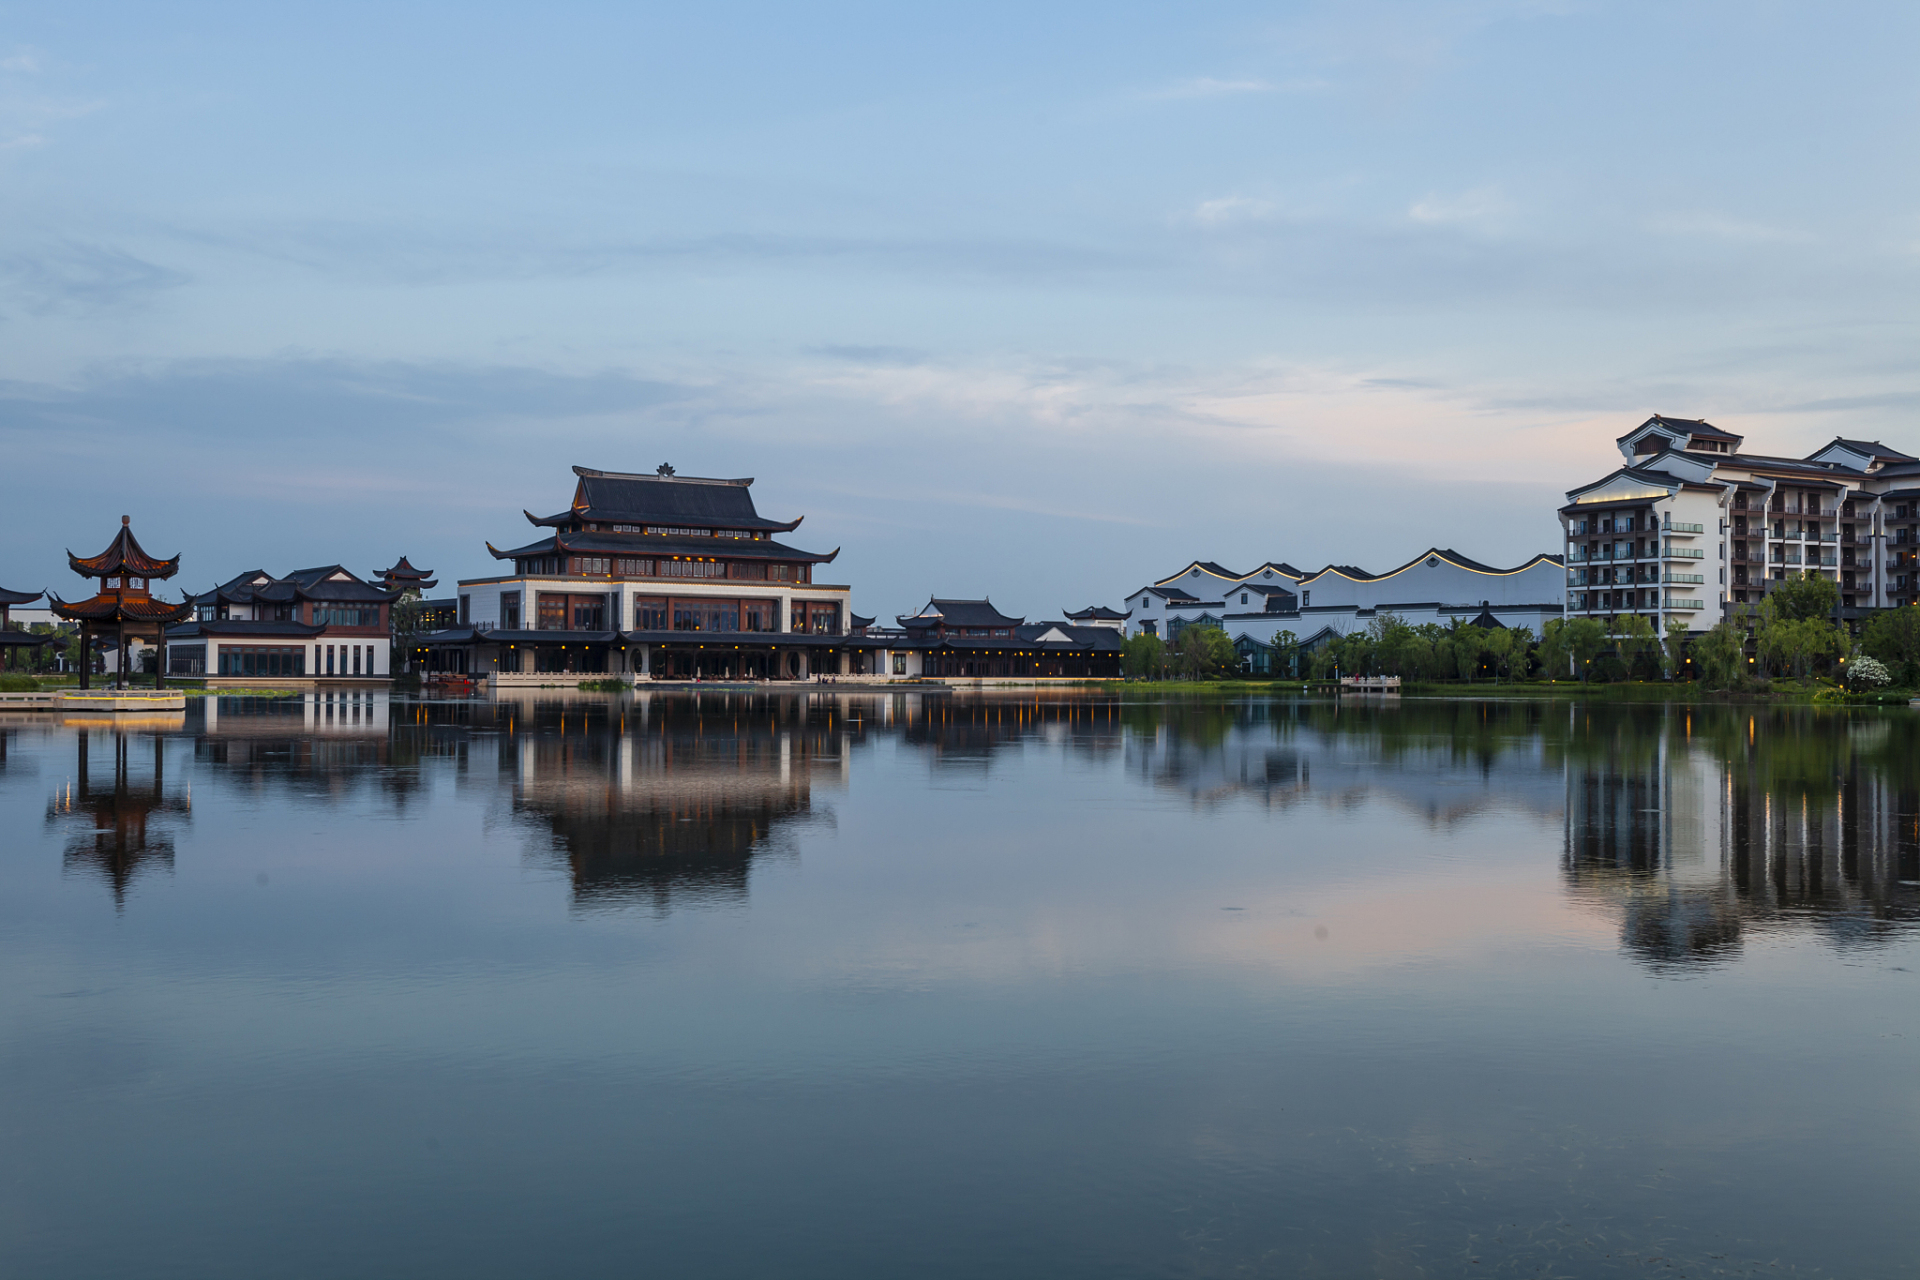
[122,515,129,525]
[657,463,675,476]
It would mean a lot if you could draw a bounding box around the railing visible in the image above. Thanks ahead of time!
[1663,546,1705,559]
[1773,550,1802,564]
[1812,532,1837,543]
[1665,599,1706,611]
[1810,553,1837,567]
[1662,573,1704,584]
[1662,520,1704,534]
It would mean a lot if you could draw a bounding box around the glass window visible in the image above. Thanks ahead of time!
[635,597,669,630]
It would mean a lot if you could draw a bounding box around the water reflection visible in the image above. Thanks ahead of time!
[45,728,191,906]
[1562,705,1920,970]
[497,690,864,913]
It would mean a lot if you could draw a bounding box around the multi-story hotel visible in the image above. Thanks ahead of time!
[1120,548,1566,668]
[1561,415,1920,629]
[432,464,870,680]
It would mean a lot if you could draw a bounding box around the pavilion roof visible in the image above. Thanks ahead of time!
[374,555,439,589]
[898,598,1025,629]
[0,586,41,606]
[522,466,804,534]
[487,531,839,564]
[48,594,194,624]
[67,517,180,580]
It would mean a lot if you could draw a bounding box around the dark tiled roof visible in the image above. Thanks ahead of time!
[1064,605,1130,619]
[51,594,195,623]
[0,629,56,647]
[67,518,180,580]
[165,619,326,639]
[900,598,1025,628]
[0,586,42,606]
[1616,413,1741,444]
[1818,439,1917,463]
[374,555,439,589]
[488,531,838,564]
[522,466,802,533]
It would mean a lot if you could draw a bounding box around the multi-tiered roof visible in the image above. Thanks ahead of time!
[49,518,193,627]
[486,465,839,574]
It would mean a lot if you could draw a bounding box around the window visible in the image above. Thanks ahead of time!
[1240,593,1248,605]
[106,577,121,588]
[501,591,521,630]
[635,597,669,630]
[742,599,777,632]
[616,558,652,576]
[1302,591,1311,607]
[646,526,710,537]
[731,562,769,579]
[893,655,906,675]
[168,644,206,676]
[537,593,568,630]
[218,646,306,677]
[326,645,334,674]
[314,606,381,627]
[673,601,740,632]
[659,559,725,578]
[571,596,605,630]
[576,557,610,575]
[353,645,362,675]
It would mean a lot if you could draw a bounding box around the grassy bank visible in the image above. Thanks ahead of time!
[1093,677,1917,705]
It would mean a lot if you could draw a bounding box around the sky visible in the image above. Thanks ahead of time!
[1,1,1915,619]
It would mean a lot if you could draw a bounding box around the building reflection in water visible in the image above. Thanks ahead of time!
[499,690,871,914]
[46,724,191,907]
[1563,707,1920,970]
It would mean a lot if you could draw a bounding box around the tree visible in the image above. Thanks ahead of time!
[1122,632,1165,680]
[1480,627,1513,683]
[1451,624,1486,681]
[1662,617,1691,679]
[1848,654,1892,690]
[1269,630,1299,678]
[1566,617,1606,682]
[1505,625,1536,680]
[1768,571,1839,622]
[1862,605,1920,686]
[391,593,425,674]
[1612,614,1659,680]
[1690,621,1744,689]
[1173,624,1235,679]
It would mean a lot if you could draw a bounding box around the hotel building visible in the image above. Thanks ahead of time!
[166,565,400,683]
[1561,415,1920,629]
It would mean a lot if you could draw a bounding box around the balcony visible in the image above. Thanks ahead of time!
[1665,598,1706,611]
[1662,573,1704,585]
[1810,553,1837,568]
[1811,532,1837,543]
[1662,520,1704,535]
[1662,546,1705,560]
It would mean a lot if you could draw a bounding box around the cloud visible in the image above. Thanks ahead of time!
[0,242,188,313]
[1146,76,1289,100]
[1189,195,1281,227]
[0,48,42,74]
[1407,186,1513,226]
[1646,212,1810,244]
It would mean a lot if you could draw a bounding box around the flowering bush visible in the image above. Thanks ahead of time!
[1848,654,1892,690]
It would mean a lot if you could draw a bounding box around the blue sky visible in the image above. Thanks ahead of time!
[2,2,1915,617]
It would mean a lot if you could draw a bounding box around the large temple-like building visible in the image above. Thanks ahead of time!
[429,464,870,680]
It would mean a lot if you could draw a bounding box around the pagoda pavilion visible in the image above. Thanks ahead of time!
[374,556,438,594]
[49,518,194,689]
[0,585,57,671]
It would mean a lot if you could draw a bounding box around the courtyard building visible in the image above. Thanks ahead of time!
[166,564,401,684]
[1121,549,1565,672]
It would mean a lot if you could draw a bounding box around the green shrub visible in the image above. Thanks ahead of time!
[0,673,40,692]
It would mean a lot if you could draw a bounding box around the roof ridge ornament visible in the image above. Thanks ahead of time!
[657,463,675,476]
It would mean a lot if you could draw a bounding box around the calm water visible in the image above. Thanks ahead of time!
[2,691,1917,1279]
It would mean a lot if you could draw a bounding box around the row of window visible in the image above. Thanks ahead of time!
[490,590,841,634]
[164,643,379,677]
[511,557,810,582]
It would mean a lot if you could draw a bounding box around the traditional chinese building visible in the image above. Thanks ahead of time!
[49,518,195,688]
[0,585,57,670]
[373,556,438,594]
[426,464,875,681]
[164,565,399,683]
[874,598,1125,679]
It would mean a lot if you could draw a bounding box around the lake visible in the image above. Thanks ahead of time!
[2,690,1916,1278]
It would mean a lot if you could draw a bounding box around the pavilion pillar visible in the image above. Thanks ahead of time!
[798,649,809,680]
[154,628,165,689]
[117,625,128,690]
[79,626,91,690]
